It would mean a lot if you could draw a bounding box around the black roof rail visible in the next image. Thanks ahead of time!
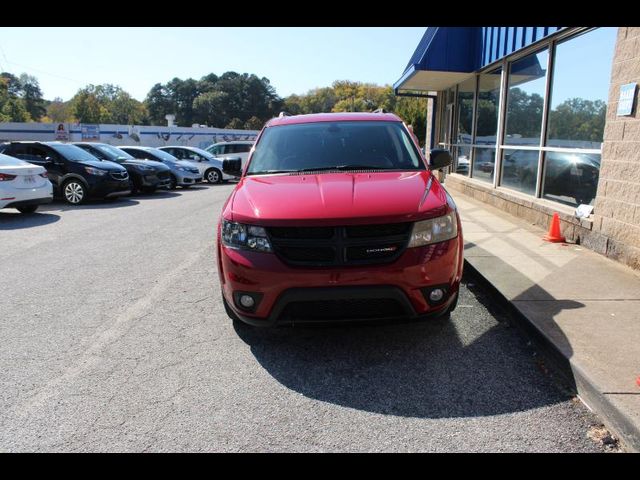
[373,108,388,113]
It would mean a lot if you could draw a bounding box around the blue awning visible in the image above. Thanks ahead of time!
[394,27,482,94]
[394,26,565,94]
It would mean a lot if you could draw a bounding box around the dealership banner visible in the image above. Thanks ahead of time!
[54,123,70,141]
[81,124,100,141]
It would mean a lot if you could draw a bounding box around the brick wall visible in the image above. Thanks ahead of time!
[594,27,640,269]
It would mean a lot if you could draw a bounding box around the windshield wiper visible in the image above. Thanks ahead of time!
[249,165,388,175]
[293,165,387,173]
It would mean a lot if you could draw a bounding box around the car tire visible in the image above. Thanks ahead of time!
[222,293,241,322]
[17,205,38,214]
[142,186,157,194]
[62,179,87,205]
[205,168,223,184]
[169,175,177,190]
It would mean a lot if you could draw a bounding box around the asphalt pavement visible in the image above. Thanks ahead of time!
[0,184,615,452]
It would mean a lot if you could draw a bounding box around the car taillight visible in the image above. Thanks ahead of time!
[0,173,17,181]
[39,172,48,178]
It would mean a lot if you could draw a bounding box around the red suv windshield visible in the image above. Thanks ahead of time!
[247,121,425,175]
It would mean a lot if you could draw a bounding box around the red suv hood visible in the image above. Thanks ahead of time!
[228,171,449,226]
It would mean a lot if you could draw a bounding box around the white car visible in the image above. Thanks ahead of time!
[0,153,53,214]
[205,141,254,168]
[158,146,233,184]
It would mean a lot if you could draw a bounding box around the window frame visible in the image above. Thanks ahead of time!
[443,27,610,207]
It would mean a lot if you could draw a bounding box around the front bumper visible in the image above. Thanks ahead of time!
[3,196,53,209]
[141,173,172,189]
[218,236,464,327]
[176,173,203,186]
[88,179,132,198]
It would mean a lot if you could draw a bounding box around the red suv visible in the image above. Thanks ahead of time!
[217,112,463,326]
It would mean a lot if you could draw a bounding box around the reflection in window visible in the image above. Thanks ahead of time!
[504,49,548,146]
[546,28,616,149]
[542,151,601,207]
[456,77,475,145]
[501,149,538,195]
[471,147,496,183]
[472,68,501,182]
[453,78,475,175]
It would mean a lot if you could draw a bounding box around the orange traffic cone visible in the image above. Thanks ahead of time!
[543,212,566,243]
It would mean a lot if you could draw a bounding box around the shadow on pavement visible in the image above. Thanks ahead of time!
[234,268,579,419]
[0,211,61,229]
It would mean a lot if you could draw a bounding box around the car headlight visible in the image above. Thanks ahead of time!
[221,220,272,253]
[408,211,458,247]
[176,167,187,172]
[136,165,154,171]
[84,166,107,176]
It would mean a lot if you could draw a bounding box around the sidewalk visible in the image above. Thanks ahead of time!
[452,191,640,452]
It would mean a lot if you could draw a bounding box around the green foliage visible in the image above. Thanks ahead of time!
[70,84,148,124]
[45,97,76,123]
[145,72,283,128]
[0,72,45,122]
[283,81,429,146]
[547,98,606,143]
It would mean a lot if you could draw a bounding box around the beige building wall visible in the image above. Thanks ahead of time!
[592,27,640,269]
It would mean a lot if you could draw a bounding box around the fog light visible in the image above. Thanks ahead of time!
[429,288,444,303]
[239,295,255,309]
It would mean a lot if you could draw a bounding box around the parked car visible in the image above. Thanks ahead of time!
[157,146,232,184]
[217,112,463,327]
[205,141,254,168]
[0,141,130,205]
[118,146,202,189]
[0,153,53,213]
[73,142,171,193]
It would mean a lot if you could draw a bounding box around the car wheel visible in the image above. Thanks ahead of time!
[62,179,86,205]
[17,205,38,214]
[169,175,177,190]
[222,293,241,322]
[205,168,223,184]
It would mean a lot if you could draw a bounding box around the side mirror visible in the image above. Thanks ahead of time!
[222,157,243,177]
[429,149,452,170]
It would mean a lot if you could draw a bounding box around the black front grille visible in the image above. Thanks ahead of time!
[280,298,405,321]
[158,171,170,180]
[110,171,128,181]
[266,223,412,267]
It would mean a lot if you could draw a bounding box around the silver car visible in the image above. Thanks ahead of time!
[119,146,203,189]
[157,146,233,184]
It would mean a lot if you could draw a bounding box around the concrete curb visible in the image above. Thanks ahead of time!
[463,259,639,453]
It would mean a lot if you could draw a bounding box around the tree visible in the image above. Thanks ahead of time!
[244,116,264,130]
[145,83,174,126]
[46,97,76,123]
[19,74,46,121]
[225,118,244,129]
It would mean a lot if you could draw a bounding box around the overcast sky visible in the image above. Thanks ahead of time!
[0,27,426,101]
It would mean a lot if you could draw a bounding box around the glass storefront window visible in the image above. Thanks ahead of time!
[501,149,539,195]
[546,28,616,149]
[453,78,475,175]
[472,147,496,183]
[456,77,475,145]
[542,151,601,206]
[504,49,548,146]
[472,68,501,182]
